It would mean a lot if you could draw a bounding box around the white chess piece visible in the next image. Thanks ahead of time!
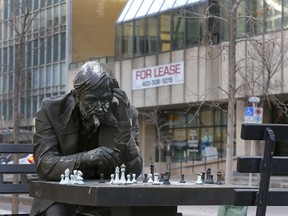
[113,166,120,184]
[109,174,114,184]
[70,174,76,185]
[75,170,84,184]
[152,173,160,185]
[63,168,71,185]
[147,173,153,183]
[126,174,132,184]
[132,173,137,184]
[119,164,127,185]
[59,174,65,184]
[195,173,203,185]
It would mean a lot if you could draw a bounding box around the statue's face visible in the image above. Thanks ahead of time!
[78,86,112,125]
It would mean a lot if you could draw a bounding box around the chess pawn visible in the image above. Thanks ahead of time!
[179,174,186,183]
[132,173,137,183]
[70,174,76,185]
[126,174,132,184]
[59,174,65,184]
[147,173,153,183]
[113,166,120,184]
[119,164,127,185]
[109,174,114,184]
[152,173,160,185]
[195,173,203,185]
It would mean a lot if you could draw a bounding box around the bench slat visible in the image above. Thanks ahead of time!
[0,164,36,173]
[0,183,30,194]
[241,124,288,141]
[237,156,288,175]
[234,189,288,206]
[0,143,34,153]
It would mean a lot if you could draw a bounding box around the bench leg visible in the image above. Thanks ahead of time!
[256,128,275,216]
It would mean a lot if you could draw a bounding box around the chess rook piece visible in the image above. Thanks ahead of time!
[150,162,155,180]
[152,173,160,185]
[143,173,148,183]
[204,168,214,184]
[163,172,171,185]
[195,173,203,185]
[99,173,105,183]
[215,170,223,185]
[179,174,186,183]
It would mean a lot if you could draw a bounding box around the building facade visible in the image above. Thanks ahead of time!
[0,0,125,130]
[114,0,288,168]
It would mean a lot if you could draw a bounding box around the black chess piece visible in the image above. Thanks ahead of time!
[159,173,164,182]
[179,174,186,183]
[201,171,205,182]
[204,168,214,184]
[143,173,148,183]
[215,170,223,185]
[150,162,155,180]
[163,172,171,185]
[99,173,105,183]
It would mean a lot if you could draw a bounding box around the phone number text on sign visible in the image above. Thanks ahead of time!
[132,62,184,90]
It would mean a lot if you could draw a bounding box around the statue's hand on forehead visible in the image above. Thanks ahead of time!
[112,88,130,122]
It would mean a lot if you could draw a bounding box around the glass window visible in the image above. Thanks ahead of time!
[135,0,153,18]
[247,0,264,34]
[284,0,288,28]
[264,0,282,32]
[53,34,59,62]
[33,68,39,89]
[26,41,32,68]
[146,16,158,54]
[134,19,145,57]
[53,64,59,85]
[3,48,7,72]
[115,25,122,59]
[185,5,200,46]
[200,110,212,126]
[47,36,52,64]
[172,12,185,50]
[9,46,13,70]
[33,40,39,66]
[160,13,171,52]
[8,73,13,91]
[60,63,66,85]
[46,65,52,87]
[122,21,133,58]
[123,0,144,22]
[40,38,45,65]
[60,33,66,60]
[39,67,45,87]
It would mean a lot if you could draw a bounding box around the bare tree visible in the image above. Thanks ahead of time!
[181,0,288,184]
[1,0,40,213]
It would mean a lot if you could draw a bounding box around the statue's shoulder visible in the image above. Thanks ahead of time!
[41,92,74,111]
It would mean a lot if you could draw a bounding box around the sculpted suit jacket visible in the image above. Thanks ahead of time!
[30,92,143,215]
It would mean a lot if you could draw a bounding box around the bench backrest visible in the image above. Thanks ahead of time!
[0,143,36,194]
[237,123,288,216]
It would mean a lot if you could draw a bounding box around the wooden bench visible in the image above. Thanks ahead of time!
[235,124,288,216]
[0,143,37,216]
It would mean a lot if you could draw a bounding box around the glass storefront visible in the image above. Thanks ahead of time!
[153,106,228,163]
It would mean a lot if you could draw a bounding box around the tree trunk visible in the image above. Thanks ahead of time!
[225,9,237,185]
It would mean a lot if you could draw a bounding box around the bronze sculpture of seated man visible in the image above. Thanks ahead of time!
[30,61,143,216]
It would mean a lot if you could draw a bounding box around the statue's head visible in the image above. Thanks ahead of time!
[73,61,113,126]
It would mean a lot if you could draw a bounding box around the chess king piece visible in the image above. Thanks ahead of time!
[119,164,127,184]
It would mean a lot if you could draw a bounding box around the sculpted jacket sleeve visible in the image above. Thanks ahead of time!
[33,100,82,181]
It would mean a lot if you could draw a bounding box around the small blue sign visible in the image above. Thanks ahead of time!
[245,107,254,116]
